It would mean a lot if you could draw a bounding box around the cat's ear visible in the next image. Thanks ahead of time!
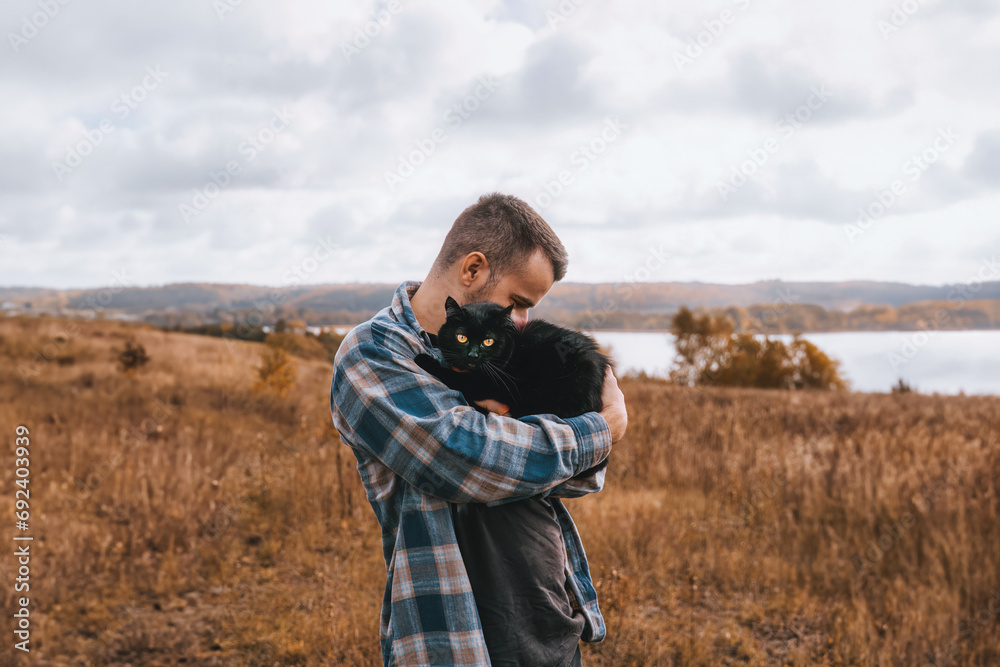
[444,296,463,318]
[501,303,514,319]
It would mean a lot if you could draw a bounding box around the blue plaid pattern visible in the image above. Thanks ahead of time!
[330,280,612,666]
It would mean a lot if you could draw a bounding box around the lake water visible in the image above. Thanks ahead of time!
[589,330,1000,396]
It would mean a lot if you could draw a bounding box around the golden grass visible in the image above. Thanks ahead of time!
[0,315,997,665]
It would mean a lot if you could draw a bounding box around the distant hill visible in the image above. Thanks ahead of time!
[2,279,999,332]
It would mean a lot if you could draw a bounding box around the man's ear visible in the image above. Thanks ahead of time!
[444,296,462,317]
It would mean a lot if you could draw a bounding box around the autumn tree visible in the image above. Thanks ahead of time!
[669,306,846,390]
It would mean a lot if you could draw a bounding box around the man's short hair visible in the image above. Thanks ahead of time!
[431,192,568,289]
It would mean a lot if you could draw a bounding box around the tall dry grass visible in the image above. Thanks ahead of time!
[0,315,996,665]
[575,379,999,666]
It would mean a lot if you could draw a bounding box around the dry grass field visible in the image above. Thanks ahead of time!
[0,315,997,666]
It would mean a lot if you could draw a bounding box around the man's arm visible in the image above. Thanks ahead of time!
[482,435,609,506]
[331,322,612,504]
[538,462,607,500]
[486,364,626,503]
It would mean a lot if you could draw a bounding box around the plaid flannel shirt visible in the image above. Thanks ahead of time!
[330,279,613,666]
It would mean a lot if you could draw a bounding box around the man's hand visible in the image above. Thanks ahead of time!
[472,398,510,415]
[599,365,628,443]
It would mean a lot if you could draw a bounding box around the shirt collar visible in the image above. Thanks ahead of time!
[390,280,436,348]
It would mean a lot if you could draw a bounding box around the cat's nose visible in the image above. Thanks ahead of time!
[468,349,479,359]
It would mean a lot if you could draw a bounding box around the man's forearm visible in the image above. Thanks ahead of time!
[332,328,614,504]
[545,456,608,498]
[483,417,611,505]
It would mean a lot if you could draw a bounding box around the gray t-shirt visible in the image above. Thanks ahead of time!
[450,496,586,666]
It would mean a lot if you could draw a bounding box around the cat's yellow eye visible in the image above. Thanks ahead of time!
[456,334,467,343]
[482,338,494,347]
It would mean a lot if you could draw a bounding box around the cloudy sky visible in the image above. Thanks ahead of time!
[1,0,998,290]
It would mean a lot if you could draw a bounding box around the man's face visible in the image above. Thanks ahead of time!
[463,248,553,329]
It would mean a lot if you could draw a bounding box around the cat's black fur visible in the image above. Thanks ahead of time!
[414,295,613,477]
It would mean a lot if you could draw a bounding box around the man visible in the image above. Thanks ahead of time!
[330,192,628,665]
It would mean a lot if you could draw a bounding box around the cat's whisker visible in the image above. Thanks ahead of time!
[483,361,519,399]
[486,363,519,388]
[486,363,517,381]
[482,364,509,397]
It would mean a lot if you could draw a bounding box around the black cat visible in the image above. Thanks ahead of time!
[413,295,614,662]
[414,295,612,424]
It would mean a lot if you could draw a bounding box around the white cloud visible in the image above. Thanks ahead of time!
[1,0,998,289]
